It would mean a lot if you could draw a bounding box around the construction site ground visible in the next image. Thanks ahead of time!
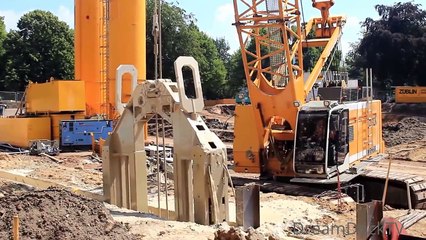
[0,103,425,239]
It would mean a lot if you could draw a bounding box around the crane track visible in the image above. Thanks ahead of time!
[358,170,426,209]
[231,176,329,197]
[231,171,426,209]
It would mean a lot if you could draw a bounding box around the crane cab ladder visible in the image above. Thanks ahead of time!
[100,0,110,119]
[365,68,374,156]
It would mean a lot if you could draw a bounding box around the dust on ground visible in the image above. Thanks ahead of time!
[127,192,341,240]
[0,153,103,191]
[0,188,136,240]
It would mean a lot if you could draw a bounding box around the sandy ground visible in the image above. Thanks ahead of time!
[0,105,425,239]
[0,151,425,239]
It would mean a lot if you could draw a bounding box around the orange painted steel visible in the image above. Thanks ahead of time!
[232,0,308,176]
[0,117,51,148]
[26,81,86,113]
[108,0,146,117]
[395,86,426,103]
[74,0,103,116]
[75,0,146,118]
[232,0,347,177]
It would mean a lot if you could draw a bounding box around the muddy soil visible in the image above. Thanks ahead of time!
[383,117,426,147]
[0,188,136,240]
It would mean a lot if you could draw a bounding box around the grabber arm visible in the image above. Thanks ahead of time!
[102,57,229,225]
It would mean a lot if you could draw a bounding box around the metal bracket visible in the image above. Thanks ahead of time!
[236,184,260,230]
[174,56,204,114]
[115,65,138,115]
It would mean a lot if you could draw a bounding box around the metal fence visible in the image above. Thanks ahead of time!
[0,91,24,101]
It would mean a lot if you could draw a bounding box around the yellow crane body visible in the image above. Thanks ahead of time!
[25,80,86,113]
[234,100,386,176]
[0,117,51,148]
[232,0,385,180]
[0,80,86,146]
[292,100,384,178]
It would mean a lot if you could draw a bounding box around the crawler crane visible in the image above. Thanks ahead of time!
[232,0,426,208]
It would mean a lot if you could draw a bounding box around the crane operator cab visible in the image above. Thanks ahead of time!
[293,100,349,179]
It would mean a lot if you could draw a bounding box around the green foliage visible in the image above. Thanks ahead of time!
[302,29,342,72]
[347,2,426,89]
[228,50,246,95]
[345,43,364,79]
[189,27,228,99]
[1,10,74,91]
[0,17,6,56]
[146,0,228,99]
[214,38,231,67]
[227,31,272,97]
[303,47,322,72]
[0,17,7,90]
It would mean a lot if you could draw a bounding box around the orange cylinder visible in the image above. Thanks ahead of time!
[74,0,103,116]
[109,0,146,115]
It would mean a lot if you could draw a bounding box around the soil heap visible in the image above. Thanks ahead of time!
[383,117,426,147]
[0,188,136,240]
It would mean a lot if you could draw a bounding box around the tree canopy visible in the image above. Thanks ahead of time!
[1,10,74,91]
[146,0,228,99]
[0,17,7,90]
[346,2,426,89]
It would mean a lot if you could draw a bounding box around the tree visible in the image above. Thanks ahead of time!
[191,29,227,99]
[302,29,342,72]
[228,50,245,95]
[345,42,364,79]
[0,17,6,56]
[347,2,426,89]
[146,0,228,99]
[303,47,322,72]
[2,10,74,91]
[0,17,7,90]
[214,38,231,67]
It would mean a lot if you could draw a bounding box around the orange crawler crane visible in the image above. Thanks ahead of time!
[232,0,385,181]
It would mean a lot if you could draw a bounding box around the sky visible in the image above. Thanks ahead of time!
[0,0,424,56]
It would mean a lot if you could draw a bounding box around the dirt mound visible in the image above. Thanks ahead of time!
[383,117,426,147]
[0,188,136,240]
[214,223,285,240]
[214,227,247,240]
